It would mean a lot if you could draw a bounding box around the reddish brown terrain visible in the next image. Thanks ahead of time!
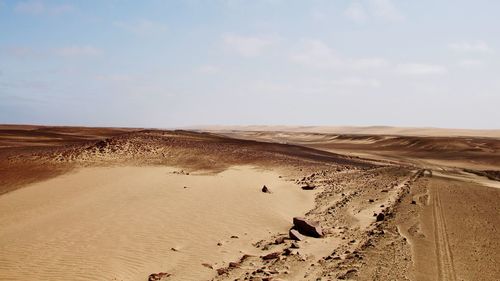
[0,125,499,281]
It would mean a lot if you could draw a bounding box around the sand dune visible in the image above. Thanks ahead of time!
[0,166,315,281]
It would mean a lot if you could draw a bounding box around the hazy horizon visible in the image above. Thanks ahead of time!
[1,0,499,129]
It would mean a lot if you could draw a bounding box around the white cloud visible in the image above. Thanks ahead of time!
[15,0,74,15]
[396,63,447,75]
[252,76,381,97]
[448,41,493,54]
[350,58,389,69]
[344,2,368,24]
[3,46,39,58]
[329,77,381,88]
[369,0,405,22]
[196,65,220,74]
[290,39,342,68]
[222,34,275,57]
[54,45,102,57]
[457,59,484,68]
[345,0,404,23]
[290,39,388,70]
[113,20,167,35]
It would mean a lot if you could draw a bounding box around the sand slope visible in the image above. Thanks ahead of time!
[0,166,315,281]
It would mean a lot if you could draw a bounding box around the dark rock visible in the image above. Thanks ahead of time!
[262,252,281,260]
[275,236,286,244]
[262,185,271,193]
[293,217,323,237]
[217,268,229,275]
[148,272,170,281]
[229,262,240,268]
[201,263,213,269]
[411,200,417,204]
[338,268,358,279]
[376,213,385,222]
[231,235,239,239]
[301,184,316,190]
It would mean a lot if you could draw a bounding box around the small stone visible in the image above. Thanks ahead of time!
[217,268,228,275]
[262,252,281,260]
[301,184,316,190]
[376,213,385,222]
[275,237,286,244]
[148,272,171,281]
[201,263,213,269]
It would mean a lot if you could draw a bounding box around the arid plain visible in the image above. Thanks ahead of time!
[0,125,499,281]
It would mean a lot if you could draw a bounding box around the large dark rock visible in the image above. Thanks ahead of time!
[262,185,271,193]
[293,217,323,238]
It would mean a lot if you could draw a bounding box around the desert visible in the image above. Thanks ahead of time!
[2,1,499,280]
[0,124,499,280]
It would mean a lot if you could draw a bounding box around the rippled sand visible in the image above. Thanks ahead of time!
[0,166,315,281]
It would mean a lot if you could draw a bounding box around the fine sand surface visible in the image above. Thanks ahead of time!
[0,166,315,281]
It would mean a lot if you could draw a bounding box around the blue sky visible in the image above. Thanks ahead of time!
[1,0,499,128]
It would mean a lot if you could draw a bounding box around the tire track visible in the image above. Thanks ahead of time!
[432,186,457,281]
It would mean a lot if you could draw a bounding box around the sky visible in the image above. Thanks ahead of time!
[0,0,499,129]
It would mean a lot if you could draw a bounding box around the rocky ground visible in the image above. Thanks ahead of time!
[0,125,499,281]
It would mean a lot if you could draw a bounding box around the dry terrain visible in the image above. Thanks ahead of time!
[0,124,499,281]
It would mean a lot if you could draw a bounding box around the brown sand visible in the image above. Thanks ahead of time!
[0,166,315,281]
[0,125,499,281]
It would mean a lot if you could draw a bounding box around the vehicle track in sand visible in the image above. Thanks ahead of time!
[432,186,457,281]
